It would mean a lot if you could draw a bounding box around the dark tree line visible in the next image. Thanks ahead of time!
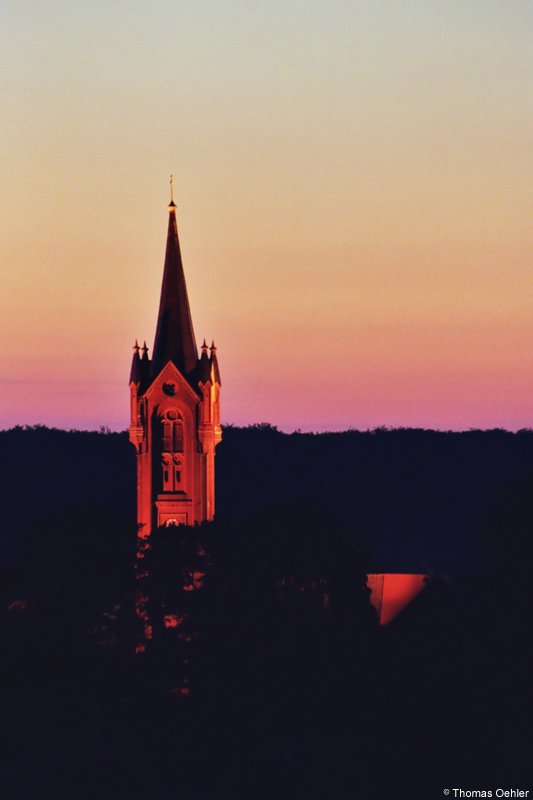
[3,423,533,573]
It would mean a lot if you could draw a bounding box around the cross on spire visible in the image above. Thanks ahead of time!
[169,174,176,210]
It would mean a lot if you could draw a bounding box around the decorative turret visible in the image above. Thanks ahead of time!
[197,339,211,384]
[209,340,221,385]
[129,340,141,385]
[138,341,151,390]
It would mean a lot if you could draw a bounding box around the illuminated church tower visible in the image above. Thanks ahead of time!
[129,183,222,536]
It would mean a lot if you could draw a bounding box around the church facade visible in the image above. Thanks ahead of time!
[129,192,222,537]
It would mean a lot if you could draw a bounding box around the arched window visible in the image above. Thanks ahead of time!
[161,409,184,453]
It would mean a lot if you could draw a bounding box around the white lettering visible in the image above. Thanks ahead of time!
[452,791,528,800]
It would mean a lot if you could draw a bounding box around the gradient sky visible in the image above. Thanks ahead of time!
[1,1,532,431]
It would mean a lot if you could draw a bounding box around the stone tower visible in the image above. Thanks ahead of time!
[129,189,222,537]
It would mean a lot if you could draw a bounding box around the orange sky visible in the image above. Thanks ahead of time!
[1,1,532,431]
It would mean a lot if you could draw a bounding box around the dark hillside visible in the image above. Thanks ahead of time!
[218,425,533,573]
[2,424,533,573]
[0,426,135,564]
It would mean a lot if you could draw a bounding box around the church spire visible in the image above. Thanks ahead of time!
[129,188,222,537]
[151,182,198,379]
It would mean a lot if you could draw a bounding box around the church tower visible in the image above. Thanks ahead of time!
[129,184,222,537]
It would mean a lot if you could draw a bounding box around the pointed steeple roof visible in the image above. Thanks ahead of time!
[151,192,198,379]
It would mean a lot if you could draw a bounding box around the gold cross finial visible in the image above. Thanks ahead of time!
[169,174,175,205]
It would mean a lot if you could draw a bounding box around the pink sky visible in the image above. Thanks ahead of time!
[1,2,532,432]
